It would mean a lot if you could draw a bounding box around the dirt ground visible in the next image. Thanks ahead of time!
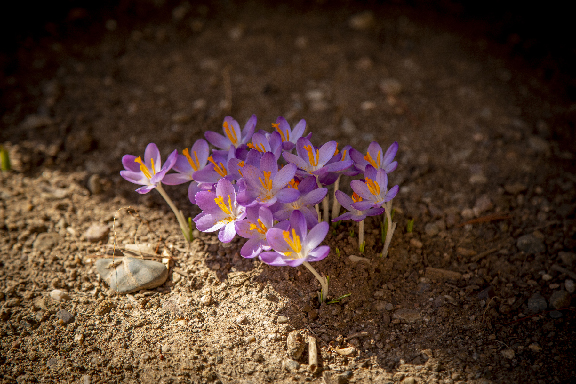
[1,1,575,383]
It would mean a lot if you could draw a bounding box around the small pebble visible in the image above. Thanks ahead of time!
[409,238,423,248]
[528,343,542,352]
[565,279,575,293]
[473,195,493,216]
[87,174,102,195]
[542,274,552,281]
[84,224,110,243]
[235,315,247,325]
[527,292,547,313]
[4,298,21,308]
[516,235,545,254]
[501,348,515,359]
[549,290,571,309]
[286,331,305,359]
[200,295,212,306]
[50,289,70,302]
[277,315,289,324]
[558,252,575,267]
[74,333,84,344]
[82,375,91,384]
[33,233,62,252]
[56,309,74,324]
[246,335,256,343]
[283,359,300,372]
[401,377,416,384]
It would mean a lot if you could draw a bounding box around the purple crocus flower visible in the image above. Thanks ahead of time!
[235,206,276,258]
[260,210,330,267]
[237,152,300,207]
[271,176,326,227]
[162,139,211,204]
[283,138,352,179]
[120,143,177,194]
[193,146,236,184]
[194,178,246,243]
[350,165,399,210]
[350,141,398,173]
[205,115,257,154]
[247,130,283,160]
[272,117,310,151]
[332,190,384,222]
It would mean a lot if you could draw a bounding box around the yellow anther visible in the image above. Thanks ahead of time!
[208,156,227,177]
[364,150,381,168]
[249,218,267,235]
[247,142,266,152]
[365,177,381,196]
[283,228,302,255]
[223,121,238,146]
[334,143,339,156]
[183,148,200,171]
[303,145,319,167]
[259,171,273,191]
[214,195,233,216]
[273,123,289,142]
[134,157,154,179]
[288,178,300,189]
[341,149,347,161]
[352,192,363,203]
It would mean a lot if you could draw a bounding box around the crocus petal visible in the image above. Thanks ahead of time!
[135,185,155,194]
[350,180,374,201]
[273,163,297,190]
[191,139,210,168]
[205,131,231,150]
[260,152,278,175]
[382,142,398,167]
[162,173,191,185]
[291,119,306,142]
[219,222,237,243]
[384,185,399,202]
[260,252,289,266]
[306,246,330,262]
[120,170,147,185]
[305,221,329,251]
[194,213,223,232]
[319,159,353,174]
[266,228,291,253]
[367,141,384,165]
[143,143,162,173]
[276,188,300,204]
[333,212,355,222]
[187,182,201,204]
[283,152,308,170]
[215,178,236,201]
[317,141,337,166]
[172,154,193,173]
[122,155,141,172]
[301,187,327,206]
[283,258,306,267]
[335,190,354,211]
[194,190,218,211]
[240,237,264,258]
[349,148,368,170]
[289,210,307,239]
[352,201,378,211]
[241,115,257,144]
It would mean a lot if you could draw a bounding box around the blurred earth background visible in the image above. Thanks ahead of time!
[1,1,575,383]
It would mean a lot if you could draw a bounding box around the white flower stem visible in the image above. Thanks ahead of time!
[381,201,396,258]
[316,177,330,222]
[155,183,191,242]
[358,220,364,251]
[303,261,328,302]
[331,176,341,221]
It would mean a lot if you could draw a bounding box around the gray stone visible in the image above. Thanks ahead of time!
[527,292,547,313]
[277,315,289,324]
[33,233,62,252]
[473,195,493,216]
[549,290,571,309]
[95,257,168,294]
[401,377,416,384]
[286,331,305,360]
[283,359,300,372]
[516,235,545,254]
[425,267,462,281]
[84,224,110,242]
[559,252,575,267]
[380,78,403,96]
[393,308,421,323]
[49,290,70,302]
[424,222,439,236]
[56,309,74,324]
[501,348,515,359]
[87,174,102,195]
[565,279,575,293]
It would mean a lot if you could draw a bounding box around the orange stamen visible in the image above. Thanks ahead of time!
[364,150,381,168]
[273,123,289,142]
[134,157,155,179]
[247,142,266,152]
[214,195,233,215]
[208,156,227,177]
[223,121,238,146]
[303,145,319,166]
[259,171,273,191]
[283,228,302,256]
[183,148,200,171]
[249,218,268,235]
[352,192,363,203]
[288,178,300,189]
[365,177,381,196]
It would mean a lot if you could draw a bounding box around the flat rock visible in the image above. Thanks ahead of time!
[84,224,110,242]
[95,257,168,294]
[33,233,62,252]
[393,308,421,323]
[516,235,545,254]
[56,309,74,324]
[527,292,547,313]
[286,330,305,360]
[50,290,70,302]
[425,267,462,281]
[549,290,571,309]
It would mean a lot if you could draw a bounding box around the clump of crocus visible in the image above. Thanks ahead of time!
[121,116,400,300]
